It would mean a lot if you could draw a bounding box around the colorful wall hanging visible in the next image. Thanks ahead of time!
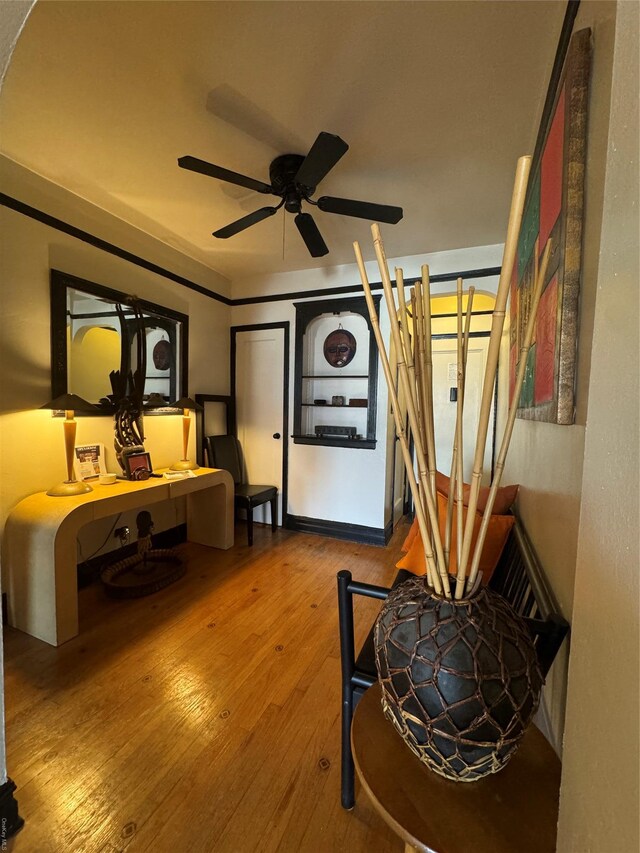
[511,28,591,424]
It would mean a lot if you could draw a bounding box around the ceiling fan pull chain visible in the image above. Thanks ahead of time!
[282,207,286,260]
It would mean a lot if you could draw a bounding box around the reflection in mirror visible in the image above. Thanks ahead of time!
[51,271,189,413]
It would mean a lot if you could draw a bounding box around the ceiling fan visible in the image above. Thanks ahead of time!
[178,132,403,258]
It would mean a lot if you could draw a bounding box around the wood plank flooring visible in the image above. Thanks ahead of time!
[4,521,412,852]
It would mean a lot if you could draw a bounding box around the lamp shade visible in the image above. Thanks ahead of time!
[144,393,169,409]
[40,393,98,412]
[170,396,203,411]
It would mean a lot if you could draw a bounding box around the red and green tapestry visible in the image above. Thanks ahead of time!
[510,28,591,424]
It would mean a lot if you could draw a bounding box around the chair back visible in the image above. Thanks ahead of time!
[205,435,243,485]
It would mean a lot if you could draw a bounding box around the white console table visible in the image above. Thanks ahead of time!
[2,467,234,646]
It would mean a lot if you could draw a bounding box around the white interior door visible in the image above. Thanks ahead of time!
[235,327,285,525]
[431,338,494,486]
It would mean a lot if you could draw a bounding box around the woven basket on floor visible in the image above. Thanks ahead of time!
[100,549,184,599]
[374,575,543,782]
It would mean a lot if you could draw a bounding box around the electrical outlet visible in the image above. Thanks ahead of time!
[114,526,130,545]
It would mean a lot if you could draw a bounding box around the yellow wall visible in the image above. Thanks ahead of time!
[431,292,496,314]
[0,156,231,563]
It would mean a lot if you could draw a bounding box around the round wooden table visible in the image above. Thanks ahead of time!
[351,684,561,853]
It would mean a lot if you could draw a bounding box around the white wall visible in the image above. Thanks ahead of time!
[557,2,639,848]
[232,243,502,532]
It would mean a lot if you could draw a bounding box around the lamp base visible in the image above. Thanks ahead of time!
[170,459,199,471]
[46,480,93,497]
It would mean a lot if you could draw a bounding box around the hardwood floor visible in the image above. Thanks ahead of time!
[4,521,411,852]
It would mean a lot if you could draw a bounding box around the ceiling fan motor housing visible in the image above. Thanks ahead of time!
[269,154,313,211]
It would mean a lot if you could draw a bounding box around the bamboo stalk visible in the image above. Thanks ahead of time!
[414,279,431,498]
[454,278,466,591]
[396,270,424,450]
[466,240,552,592]
[411,291,427,453]
[445,287,475,568]
[398,271,432,572]
[353,241,441,594]
[371,225,450,598]
[462,288,475,376]
[420,266,437,503]
[458,155,532,578]
[395,269,412,367]
[411,289,432,559]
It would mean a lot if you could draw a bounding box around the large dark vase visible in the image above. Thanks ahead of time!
[374,575,543,781]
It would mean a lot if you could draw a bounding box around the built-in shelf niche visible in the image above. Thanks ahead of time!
[292,295,380,449]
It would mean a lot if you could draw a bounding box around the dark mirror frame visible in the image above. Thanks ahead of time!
[50,269,189,415]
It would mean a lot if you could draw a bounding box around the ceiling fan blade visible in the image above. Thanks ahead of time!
[294,132,349,189]
[213,206,279,239]
[295,213,329,258]
[317,196,403,224]
[178,156,273,194]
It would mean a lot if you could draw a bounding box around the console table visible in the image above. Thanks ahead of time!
[352,684,561,853]
[3,467,234,646]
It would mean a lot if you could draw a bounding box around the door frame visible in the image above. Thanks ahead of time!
[405,329,497,515]
[230,322,290,528]
[431,329,497,478]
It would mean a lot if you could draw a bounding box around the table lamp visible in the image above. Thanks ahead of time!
[41,393,98,496]
[169,396,203,471]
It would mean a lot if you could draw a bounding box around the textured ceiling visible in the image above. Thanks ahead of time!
[0,0,566,283]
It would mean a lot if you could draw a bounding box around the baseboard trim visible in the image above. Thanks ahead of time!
[77,523,188,588]
[285,515,392,546]
[0,778,24,841]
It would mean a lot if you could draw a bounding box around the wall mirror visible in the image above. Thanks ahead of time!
[51,270,189,414]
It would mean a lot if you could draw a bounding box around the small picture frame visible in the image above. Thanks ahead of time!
[124,451,153,481]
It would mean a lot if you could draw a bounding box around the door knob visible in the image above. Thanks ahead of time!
[272,433,281,440]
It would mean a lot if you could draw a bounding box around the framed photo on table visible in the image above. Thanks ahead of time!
[123,451,153,481]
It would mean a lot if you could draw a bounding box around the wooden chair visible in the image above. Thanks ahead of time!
[205,435,278,547]
[337,518,569,810]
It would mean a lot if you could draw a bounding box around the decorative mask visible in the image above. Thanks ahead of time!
[323,328,356,368]
[153,339,172,371]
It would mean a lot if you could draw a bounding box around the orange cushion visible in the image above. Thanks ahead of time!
[435,471,518,516]
[396,493,515,585]
[400,517,420,553]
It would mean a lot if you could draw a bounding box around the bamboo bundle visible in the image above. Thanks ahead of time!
[353,242,440,594]
[456,155,531,588]
[371,225,451,597]
[354,157,537,603]
[465,240,552,593]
